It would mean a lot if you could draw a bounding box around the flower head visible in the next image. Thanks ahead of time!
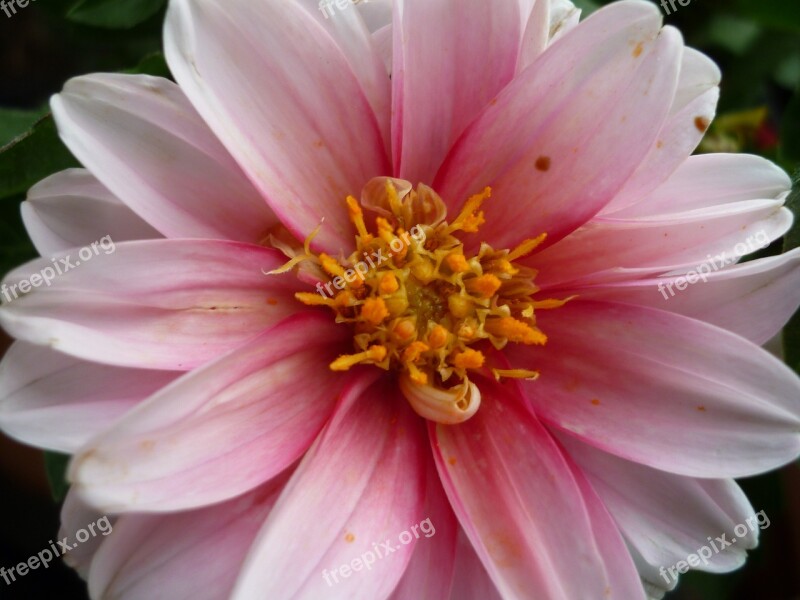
[1,0,799,598]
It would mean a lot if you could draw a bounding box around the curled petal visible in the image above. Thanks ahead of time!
[400,375,481,424]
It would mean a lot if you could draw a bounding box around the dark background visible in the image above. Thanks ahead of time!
[0,0,799,598]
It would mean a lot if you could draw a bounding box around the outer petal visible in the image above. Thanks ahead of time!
[0,342,178,453]
[231,371,427,600]
[601,48,721,214]
[59,490,115,579]
[69,313,347,512]
[22,169,161,256]
[434,1,681,251]
[393,0,523,184]
[572,249,800,345]
[527,198,792,289]
[431,375,645,599]
[51,74,277,243]
[617,153,792,217]
[0,240,300,371]
[86,472,290,600]
[556,433,760,575]
[165,0,390,253]
[389,449,458,600]
[506,301,800,477]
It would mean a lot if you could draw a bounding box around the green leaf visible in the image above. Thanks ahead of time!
[0,114,80,202]
[0,107,49,147]
[735,0,800,32]
[44,451,71,502]
[67,0,166,29]
[124,51,172,79]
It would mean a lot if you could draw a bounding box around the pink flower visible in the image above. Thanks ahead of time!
[1,0,799,598]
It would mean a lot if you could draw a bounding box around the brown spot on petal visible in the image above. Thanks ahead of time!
[313,139,325,149]
[345,532,355,543]
[656,140,664,149]
[448,456,458,466]
[695,116,710,133]
[489,98,498,106]
[267,298,278,306]
[632,42,644,58]
[535,156,551,172]
[591,398,601,406]
[697,405,707,412]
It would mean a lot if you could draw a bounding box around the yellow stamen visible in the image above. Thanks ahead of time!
[506,233,547,261]
[465,274,502,298]
[402,341,429,363]
[485,317,547,345]
[452,348,485,370]
[346,195,372,242]
[330,345,387,371]
[492,368,540,381]
[531,296,576,309]
[319,253,346,278]
[427,325,449,349]
[445,253,471,273]
[361,297,389,326]
[379,273,400,295]
[393,319,416,341]
[451,187,491,234]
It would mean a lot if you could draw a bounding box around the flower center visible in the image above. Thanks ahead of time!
[277,178,569,423]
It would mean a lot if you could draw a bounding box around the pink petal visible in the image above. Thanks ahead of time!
[572,249,800,345]
[59,490,114,578]
[86,472,290,599]
[431,375,645,599]
[0,342,178,453]
[389,450,458,599]
[0,240,300,370]
[505,301,800,477]
[601,48,721,214]
[232,371,427,600]
[165,0,390,253]
[447,529,503,600]
[434,1,681,251]
[612,152,792,218]
[556,432,760,575]
[22,169,161,256]
[51,74,278,243]
[69,313,347,512]
[527,198,791,290]
[393,0,523,184]
[296,0,391,149]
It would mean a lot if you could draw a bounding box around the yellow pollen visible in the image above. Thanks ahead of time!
[393,319,416,341]
[379,273,400,295]
[446,253,471,273]
[319,254,346,278]
[330,345,387,371]
[361,297,389,326]
[346,195,372,242]
[427,325,449,349]
[402,341,429,363]
[452,348,485,370]
[485,317,547,345]
[450,187,491,234]
[465,274,502,298]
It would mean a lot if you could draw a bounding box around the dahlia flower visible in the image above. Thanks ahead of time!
[1,0,799,598]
